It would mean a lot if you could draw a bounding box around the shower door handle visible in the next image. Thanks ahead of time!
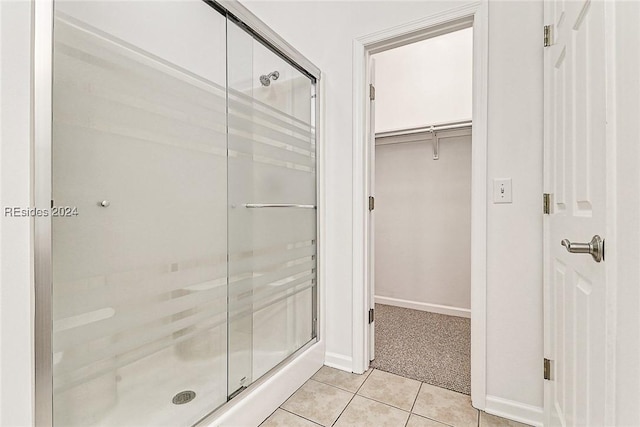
[244,203,316,209]
[561,235,604,262]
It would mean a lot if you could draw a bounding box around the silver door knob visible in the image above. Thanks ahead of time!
[561,235,604,262]
[98,200,110,207]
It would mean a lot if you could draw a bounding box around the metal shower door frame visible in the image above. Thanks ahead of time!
[33,1,322,425]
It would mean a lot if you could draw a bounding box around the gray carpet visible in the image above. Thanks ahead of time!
[370,303,471,395]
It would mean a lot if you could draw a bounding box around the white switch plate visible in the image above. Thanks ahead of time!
[493,178,512,203]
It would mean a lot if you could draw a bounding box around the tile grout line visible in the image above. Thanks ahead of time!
[413,408,470,427]
[258,407,280,427]
[330,367,376,427]
[312,366,373,394]
[356,389,416,413]
[283,377,357,427]
[356,393,414,413]
[354,366,374,393]
[356,369,421,413]
[279,366,324,410]
[329,389,357,427]
[410,381,478,427]
[276,370,337,427]
[278,407,323,426]
[409,399,458,427]
[403,381,424,427]
[410,382,423,413]
[311,381,359,394]
[422,414,467,427]
[412,413,457,427]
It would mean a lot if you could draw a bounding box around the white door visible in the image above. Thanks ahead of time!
[543,0,609,425]
[368,57,376,362]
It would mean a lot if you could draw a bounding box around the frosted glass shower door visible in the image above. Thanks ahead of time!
[51,2,228,426]
[227,19,318,396]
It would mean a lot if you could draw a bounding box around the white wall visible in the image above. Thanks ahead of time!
[241,0,544,421]
[0,1,35,426]
[373,28,473,132]
[0,0,544,424]
[374,132,471,316]
[485,1,543,414]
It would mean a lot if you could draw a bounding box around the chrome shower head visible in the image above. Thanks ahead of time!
[259,71,280,87]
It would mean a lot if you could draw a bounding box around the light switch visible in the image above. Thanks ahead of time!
[493,178,512,203]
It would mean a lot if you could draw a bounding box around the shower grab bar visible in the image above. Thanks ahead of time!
[244,203,316,209]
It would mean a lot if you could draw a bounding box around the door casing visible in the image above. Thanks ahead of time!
[351,0,489,410]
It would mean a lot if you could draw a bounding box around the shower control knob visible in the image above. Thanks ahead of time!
[99,200,110,207]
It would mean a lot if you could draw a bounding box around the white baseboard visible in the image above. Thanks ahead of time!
[324,351,353,372]
[200,341,324,427]
[484,395,543,427]
[375,296,471,319]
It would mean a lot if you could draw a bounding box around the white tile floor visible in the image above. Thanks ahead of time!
[260,367,531,427]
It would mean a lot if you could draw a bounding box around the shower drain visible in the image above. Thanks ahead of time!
[172,390,196,405]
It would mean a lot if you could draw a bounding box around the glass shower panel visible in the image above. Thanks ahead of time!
[51,2,228,425]
[227,18,317,396]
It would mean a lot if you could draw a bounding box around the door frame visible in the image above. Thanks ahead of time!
[351,1,489,409]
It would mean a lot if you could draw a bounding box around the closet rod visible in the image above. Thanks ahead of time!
[375,119,472,138]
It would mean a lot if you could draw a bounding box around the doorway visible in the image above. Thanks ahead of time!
[352,2,489,409]
[369,27,473,394]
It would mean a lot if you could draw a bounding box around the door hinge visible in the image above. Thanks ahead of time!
[368,308,375,324]
[369,84,375,101]
[544,25,553,47]
[543,193,551,214]
[544,358,552,380]
[369,196,375,211]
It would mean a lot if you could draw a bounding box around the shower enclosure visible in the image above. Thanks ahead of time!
[35,1,320,425]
